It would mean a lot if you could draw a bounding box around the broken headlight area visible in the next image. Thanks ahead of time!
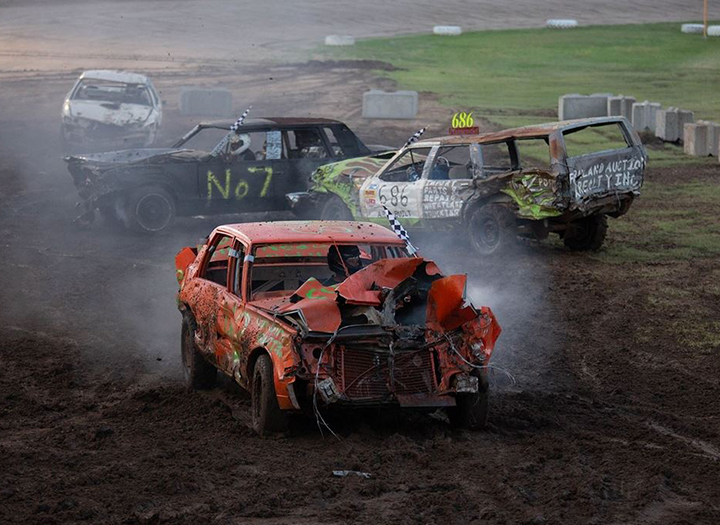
[279,258,501,409]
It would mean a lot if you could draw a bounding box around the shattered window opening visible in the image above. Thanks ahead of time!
[248,243,409,300]
[516,138,552,171]
[563,122,632,159]
[71,79,153,106]
[380,147,432,183]
[200,234,233,287]
[479,142,513,174]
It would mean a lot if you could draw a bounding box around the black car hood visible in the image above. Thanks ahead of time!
[65,148,208,167]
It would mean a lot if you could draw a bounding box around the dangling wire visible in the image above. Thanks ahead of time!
[312,330,342,441]
[444,334,516,386]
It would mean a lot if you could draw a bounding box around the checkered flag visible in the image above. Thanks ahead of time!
[403,127,426,149]
[382,205,418,256]
[210,106,252,156]
[230,106,251,133]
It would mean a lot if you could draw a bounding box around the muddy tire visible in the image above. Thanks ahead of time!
[126,185,175,233]
[563,214,607,251]
[468,204,516,255]
[320,196,353,221]
[448,380,489,430]
[181,321,216,390]
[251,354,288,436]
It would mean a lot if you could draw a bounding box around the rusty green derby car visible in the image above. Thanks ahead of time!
[288,117,647,254]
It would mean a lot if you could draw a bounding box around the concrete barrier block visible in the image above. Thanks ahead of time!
[558,94,610,120]
[708,25,720,36]
[362,90,418,119]
[631,101,662,133]
[681,23,704,34]
[608,95,636,118]
[547,19,578,29]
[325,35,355,46]
[433,26,462,36]
[179,88,233,117]
[656,107,694,143]
[697,120,720,156]
[684,123,709,156]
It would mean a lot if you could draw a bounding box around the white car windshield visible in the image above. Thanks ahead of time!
[72,79,153,107]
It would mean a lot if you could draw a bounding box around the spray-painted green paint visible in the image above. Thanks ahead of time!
[311,156,391,217]
[501,173,562,220]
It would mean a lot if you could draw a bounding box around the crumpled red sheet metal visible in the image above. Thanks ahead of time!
[276,278,342,333]
[336,257,440,306]
[276,258,464,334]
[175,246,197,285]
[425,274,478,333]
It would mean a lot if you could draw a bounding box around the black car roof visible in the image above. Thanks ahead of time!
[198,117,344,129]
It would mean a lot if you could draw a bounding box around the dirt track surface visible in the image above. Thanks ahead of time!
[1,3,720,523]
[0,0,706,75]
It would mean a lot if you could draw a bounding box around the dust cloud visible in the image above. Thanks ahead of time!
[418,232,562,391]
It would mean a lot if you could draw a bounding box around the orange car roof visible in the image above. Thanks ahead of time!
[215,221,406,246]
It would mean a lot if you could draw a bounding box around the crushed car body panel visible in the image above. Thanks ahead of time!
[176,221,501,411]
[62,70,162,150]
[64,118,377,229]
[290,116,646,232]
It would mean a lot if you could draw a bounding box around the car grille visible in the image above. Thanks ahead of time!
[336,346,437,400]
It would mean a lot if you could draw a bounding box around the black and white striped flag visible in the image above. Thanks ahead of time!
[403,127,426,149]
[230,106,251,133]
[210,106,252,156]
[382,204,418,256]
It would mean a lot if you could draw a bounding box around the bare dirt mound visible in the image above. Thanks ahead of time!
[1,62,719,524]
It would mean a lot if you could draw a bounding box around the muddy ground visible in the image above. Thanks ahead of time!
[2,45,720,525]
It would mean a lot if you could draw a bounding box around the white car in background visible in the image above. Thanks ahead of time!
[61,70,162,151]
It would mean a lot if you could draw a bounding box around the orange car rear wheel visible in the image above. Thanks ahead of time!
[251,354,288,436]
[181,321,216,390]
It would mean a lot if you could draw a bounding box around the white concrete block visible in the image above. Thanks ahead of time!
[324,35,355,46]
[684,123,709,156]
[631,101,662,133]
[681,23,704,34]
[433,26,462,36]
[608,95,636,118]
[708,25,720,36]
[697,120,720,156]
[656,107,694,143]
[362,90,418,119]
[547,19,578,29]
[558,94,610,121]
[179,88,233,117]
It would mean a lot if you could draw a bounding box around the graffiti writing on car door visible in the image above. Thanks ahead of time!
[377,184,414,217]
[207,167,273,200]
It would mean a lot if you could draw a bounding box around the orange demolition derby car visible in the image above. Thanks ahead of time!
[175,221,501,435]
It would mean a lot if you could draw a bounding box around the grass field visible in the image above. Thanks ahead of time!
[320,22,720,167]
[320,23,720,264]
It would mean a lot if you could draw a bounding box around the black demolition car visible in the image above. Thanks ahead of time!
[64,118,386,232]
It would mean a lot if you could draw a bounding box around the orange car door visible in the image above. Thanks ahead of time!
[214,240,247,380]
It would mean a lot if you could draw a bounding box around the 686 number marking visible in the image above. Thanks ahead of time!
[378,185,409,207]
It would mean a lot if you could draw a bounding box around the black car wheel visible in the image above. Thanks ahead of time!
[320,196,353,221]
[127,185,175,233]
[251,354,288,436]
[448,374,489,430]
[181,320,216,390]
[468,204,516,255]
[563,214,607,251]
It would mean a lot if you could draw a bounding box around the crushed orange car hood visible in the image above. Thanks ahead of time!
[258,257,478,334]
